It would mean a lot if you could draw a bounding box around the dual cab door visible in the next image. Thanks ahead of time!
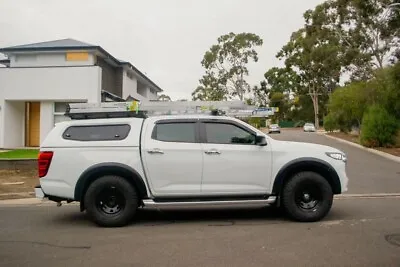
[142,118,272,197]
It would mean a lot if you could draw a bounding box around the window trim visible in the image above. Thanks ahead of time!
[62,124,131,141]
[199,119,257,145]
[151,119,200,143]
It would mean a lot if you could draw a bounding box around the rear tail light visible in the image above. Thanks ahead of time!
[38,151,53,178]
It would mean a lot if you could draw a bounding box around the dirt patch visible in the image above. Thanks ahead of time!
[374,147,400,157]
[327,132,360,144]
[327,132,400,158]
[0,169,38,199]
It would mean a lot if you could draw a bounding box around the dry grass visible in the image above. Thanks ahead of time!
[0,169,38,199]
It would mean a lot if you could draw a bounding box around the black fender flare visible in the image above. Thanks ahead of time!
[74,162,148,201]
[271,157,342,195]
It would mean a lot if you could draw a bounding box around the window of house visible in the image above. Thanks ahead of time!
[152,122,196,143]
[204,123,256,145]
[63,124,131,141]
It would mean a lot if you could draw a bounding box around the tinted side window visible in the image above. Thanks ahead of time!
[63,124,131,141]
[205,123,255,145]
[152,123,196,143]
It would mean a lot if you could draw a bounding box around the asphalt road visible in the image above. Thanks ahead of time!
[1,200,400,267]
[1,129,400,267]
[269,130,400,194]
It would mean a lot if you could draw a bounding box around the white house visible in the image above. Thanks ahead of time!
[0,38,163,148]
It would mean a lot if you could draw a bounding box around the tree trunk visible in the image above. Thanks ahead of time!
[309,87,319,129]
[314,96,319,129]
[239,70,244,101]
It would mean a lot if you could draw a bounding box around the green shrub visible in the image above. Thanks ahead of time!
[323,114,338,132]
[360,105,399,147]
[247,117,266,129]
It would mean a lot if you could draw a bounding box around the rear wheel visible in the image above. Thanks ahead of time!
[84,175,139,227]
[281,171,333,222]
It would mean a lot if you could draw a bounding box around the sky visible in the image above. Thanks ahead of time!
[0,0,325,100]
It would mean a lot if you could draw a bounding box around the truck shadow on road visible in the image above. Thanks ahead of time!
[50,205,348,228]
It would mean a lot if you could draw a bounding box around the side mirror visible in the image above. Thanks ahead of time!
[255,135,268,146]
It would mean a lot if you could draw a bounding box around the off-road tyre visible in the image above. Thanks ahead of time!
[84,175,139,227]
[281,171,333,222]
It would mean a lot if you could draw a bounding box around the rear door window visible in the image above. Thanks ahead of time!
[152,122,196,143]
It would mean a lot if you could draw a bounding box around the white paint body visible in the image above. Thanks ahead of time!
[38,115,349,201]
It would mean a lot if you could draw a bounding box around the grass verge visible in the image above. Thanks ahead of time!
[0,149,39,159]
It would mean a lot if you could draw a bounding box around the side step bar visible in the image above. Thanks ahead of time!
[142,196,277,209]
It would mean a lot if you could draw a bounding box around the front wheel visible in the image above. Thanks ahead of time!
[281,171,333,222]
[84,175,139,227]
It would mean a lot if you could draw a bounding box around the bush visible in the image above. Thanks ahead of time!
[246,117,266,128]
[360,105,399,147]
[323,114,338,132]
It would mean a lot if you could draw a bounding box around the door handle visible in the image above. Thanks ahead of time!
[205,149,221,155]
[147,148,164,154]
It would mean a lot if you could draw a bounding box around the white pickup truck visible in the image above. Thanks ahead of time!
[35,103,348,227]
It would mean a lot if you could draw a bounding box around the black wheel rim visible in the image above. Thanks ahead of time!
[95,186,126,215]
[294,182,322,211]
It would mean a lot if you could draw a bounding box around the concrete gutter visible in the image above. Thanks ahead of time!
[322,133,400,163]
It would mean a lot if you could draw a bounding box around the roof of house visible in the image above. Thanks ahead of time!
[0,38,163,92]
[0,38,96,51]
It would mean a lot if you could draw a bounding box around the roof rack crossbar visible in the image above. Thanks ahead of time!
[64,101,275,120]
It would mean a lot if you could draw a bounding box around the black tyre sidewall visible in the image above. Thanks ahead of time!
[282,171,333,222]
[84,175,138,227]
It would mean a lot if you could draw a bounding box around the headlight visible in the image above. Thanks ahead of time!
[326,152,347,162]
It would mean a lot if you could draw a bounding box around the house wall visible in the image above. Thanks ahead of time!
[1,101,25,148]
[147,87,158,100]
[122,69,143,100]
[96,58,121,97]
[0,66,102,102]
[9,52,95,67]
[40,101,55,145]
[137,81,148,98]
[0,66,102,148]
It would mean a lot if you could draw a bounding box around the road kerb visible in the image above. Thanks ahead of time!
[334,193,400,200]
[322,133,400,163]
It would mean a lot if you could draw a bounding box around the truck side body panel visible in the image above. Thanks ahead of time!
[39,118,149,200]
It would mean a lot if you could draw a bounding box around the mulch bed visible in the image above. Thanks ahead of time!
[327,132,400,158]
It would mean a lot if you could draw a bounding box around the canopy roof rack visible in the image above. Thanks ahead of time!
[64,100,275,120]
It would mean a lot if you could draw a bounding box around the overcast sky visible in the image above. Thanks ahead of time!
[0,0,324,100]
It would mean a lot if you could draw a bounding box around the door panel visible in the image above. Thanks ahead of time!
[200,121,272,195]
[28,102,41,147]
[141,121,203,196]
